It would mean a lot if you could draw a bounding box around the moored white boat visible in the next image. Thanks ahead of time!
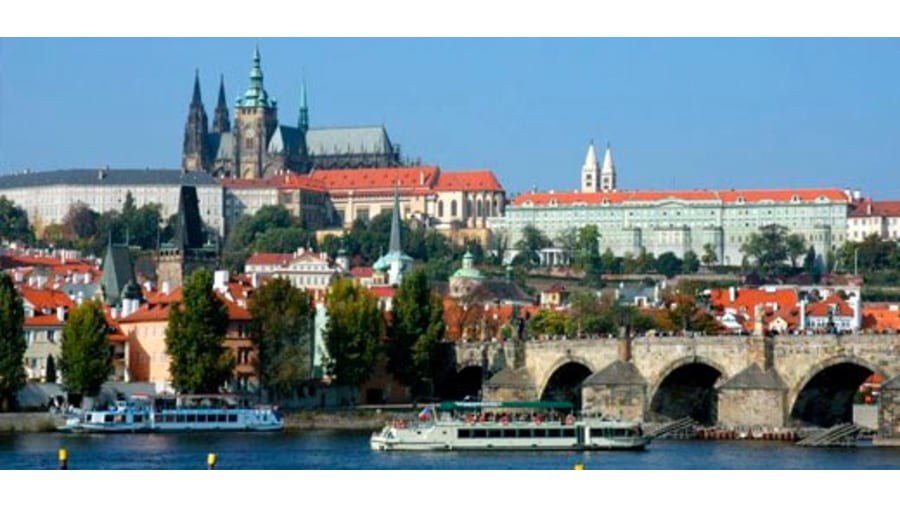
[59,394,283,433]
[370,401,650,452]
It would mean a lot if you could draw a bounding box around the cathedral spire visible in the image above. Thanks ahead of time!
[191,69,202,106]
[240,44,271,108]
[389,182,402,253]
[213,74,231,134]
[583,140,599,171]
[298,80,309,132]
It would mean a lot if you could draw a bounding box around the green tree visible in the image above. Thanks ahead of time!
[655,252,683,278]
[45,355,57,384]
[785,233,807,269]
[62,202,101,252]
[410,293,446,398]
[249,277,313,403]
[0,273,27,411]
[223,205,296,271]
[252,227,316,254]
[514,225,551,267]
[0,196,34,243]
[165,268,234,394]
[60,300,112,404]
[740,224,794,280]
[701,243,718,267]
[387,269,445,397]
[324,279,383,390]
[601,248,620,274]
[683,250,700,274]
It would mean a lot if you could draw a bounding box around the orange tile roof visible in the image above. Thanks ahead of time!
[143,288,183,305]
[218,295,251,321]
[862,304,900,331]
[433,170,503,192]
[369,286,396,299]
[18,286,75,311]
[24,314,64,327]
[806,294,855,317]
[309,166,439,191]
[710,287,798,318]
[511,188,849,207]
[245,253,293,266]
[849,199,900,218]
[273,173,329,192]
[118,303,172,323]
[350,267,374,278]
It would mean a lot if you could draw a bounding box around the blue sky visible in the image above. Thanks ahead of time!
[1,38,899,198]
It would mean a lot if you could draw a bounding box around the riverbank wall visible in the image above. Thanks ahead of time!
[0,413,63,433]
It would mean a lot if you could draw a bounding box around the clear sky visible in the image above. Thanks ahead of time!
[1,38,899,198]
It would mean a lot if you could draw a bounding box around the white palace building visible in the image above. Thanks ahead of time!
[489,142,852,267]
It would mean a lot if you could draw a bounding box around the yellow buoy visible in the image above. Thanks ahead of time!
[207,453,217,469]
[58,448,69,470]
[574,463,585,470]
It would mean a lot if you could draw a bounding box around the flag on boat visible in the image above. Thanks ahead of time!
[418,405,433,420]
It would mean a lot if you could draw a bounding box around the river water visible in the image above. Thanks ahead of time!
[1,431,898,470]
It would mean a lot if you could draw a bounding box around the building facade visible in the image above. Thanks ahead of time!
[490,144,850,267]
[847,199,900,241]
[0,169,225,237]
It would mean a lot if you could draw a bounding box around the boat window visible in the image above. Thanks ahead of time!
[516,429,532,439]
[197,414,207,423]
[176,414,186,423]
[562,428,576,438]
[133,414,143,423]
[590,428,607,438]
[533,429,547,438]
[547,428,562,438]
[472,429,487,438]
[487,429,502,438]
[458,429,472,439]
[186,414,197,423]
[104,414,114,423]
[501,429,517,438]
[218,414,227,423]
[228,414,238,423]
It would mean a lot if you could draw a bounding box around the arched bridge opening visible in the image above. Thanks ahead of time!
[437,365,484,401]
[540,362,593,410]
[650,363,722,426]
[791,362,875,428]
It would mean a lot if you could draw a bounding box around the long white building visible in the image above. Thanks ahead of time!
[490,143,852,266]
[0,168,225,237]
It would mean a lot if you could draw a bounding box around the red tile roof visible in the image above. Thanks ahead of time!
[24,314,64,327]
[369,286,396,299]
[710,287,798,318]
[849,199,900,218]
[18,286,75,311]
[350,267,374,278]
[245,253,293,267]
[143,287,183,305]
[512,188,849,207]
[433,171,503,192]
[118,303,172,323]
[309,166,439,192]
[218,295,251,321]
[862,304,900,331]
[806,294,854,317]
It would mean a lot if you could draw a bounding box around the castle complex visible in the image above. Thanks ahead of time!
[182,47,402,179]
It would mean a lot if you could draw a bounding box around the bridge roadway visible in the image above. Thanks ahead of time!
[451,334,900,432]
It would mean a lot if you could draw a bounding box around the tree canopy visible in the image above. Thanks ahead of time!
[249,277,314,402]
[165,268,234,394]
[386,269,446,397]
[0,196,34,243]
[323,278,383,390]
[60,300,112,401]
[0,273,26,411]
[740,224,806,281]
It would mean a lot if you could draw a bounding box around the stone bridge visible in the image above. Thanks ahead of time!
[448,334,900,433]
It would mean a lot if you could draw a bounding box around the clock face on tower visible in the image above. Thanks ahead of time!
[244,127,257,139]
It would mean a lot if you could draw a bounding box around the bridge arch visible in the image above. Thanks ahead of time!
[789,355,886,427]
[648,356,727,425]
[537,357,595,409]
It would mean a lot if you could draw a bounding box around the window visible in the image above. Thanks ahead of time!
[451,201,458,217]
[437,201,444,217]
[356,207,370,222]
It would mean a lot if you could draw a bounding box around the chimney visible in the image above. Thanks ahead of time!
[161,281,171,295]
[753,304,765,336]
[251,272,261,289]
[729,286,736,303]
[56,306,66,322]
[867,202,872,215]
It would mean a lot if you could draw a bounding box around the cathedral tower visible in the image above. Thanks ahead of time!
[182,70,211,172]
[234,46,278,179]
[581,141,599,193]
[600,143,616,192]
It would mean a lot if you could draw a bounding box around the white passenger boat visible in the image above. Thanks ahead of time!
[370,401,650,452]
[58,394,283,433]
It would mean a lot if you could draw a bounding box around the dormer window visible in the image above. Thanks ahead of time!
[735,196,745,205]
[791,195,801,203]
[548,199,558,207]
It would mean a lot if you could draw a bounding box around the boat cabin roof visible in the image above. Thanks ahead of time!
[437,401,574,412]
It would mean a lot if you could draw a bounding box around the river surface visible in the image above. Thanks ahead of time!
[1,431,898,470]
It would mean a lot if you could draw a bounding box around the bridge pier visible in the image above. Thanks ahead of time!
[879,376,900,440]
[581,360,647,421]
[717,364,788,428]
